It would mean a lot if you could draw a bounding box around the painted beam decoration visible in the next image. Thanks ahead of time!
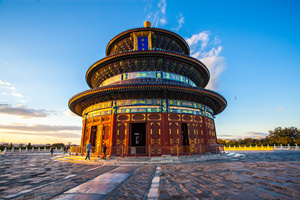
[82,99,214,120]
[100,71,197,87]
[69,21,227,156]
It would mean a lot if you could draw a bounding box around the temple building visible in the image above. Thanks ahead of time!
[69,21,227,156]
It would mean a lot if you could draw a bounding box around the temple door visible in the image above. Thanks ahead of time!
[169,122,180,154]
[149,122,162,155]
[187,123,197,154]
[116,122,128,155]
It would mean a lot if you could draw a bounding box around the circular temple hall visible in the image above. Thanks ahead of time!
[69,21,227,156]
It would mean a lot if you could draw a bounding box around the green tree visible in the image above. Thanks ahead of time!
[26,143,32,148]
[9,143,13,149]
[217,139,227,145]
[52,143,64,148]
[267,127,299,145]
[227,140,239,147]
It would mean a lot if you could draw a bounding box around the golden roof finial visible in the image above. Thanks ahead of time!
[144,21,151,28]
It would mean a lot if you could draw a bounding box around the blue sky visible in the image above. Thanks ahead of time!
[0,0,299,145]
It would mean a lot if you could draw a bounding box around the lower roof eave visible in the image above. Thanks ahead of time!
[69,85,227,116]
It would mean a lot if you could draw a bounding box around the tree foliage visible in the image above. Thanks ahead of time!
[26,143,32,148]
[52,143,65,148]
[267,127,299,145]
[217,127,299,146]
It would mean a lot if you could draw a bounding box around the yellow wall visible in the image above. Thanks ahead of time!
[224,145,273,151]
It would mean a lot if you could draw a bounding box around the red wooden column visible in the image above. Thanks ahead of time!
[81,119,87,146]
[161,113,168,154]
[110,113,117,155]
[202,117,210,153]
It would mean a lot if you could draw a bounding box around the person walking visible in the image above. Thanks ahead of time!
[63,146,67,155]
[85,141,92,161]
[50,146,54,157]
[102,143,107,160]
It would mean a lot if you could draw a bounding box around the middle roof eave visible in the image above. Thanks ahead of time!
[85,50,210,88]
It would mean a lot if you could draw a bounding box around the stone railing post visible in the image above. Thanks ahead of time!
[280,144,283,150]
[25,147,28,152]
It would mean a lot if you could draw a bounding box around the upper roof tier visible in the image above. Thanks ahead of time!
[86,50,210,89]
[106,21,190,56]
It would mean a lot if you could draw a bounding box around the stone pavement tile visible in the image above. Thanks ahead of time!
[105,165,156,200]
[158,161,300,200]
[64,184,90,194]
[1,152,300,199]
[0,154,102,198]
[109,165,137,174]
[159,188,171,199]
[90,173,130,183]
[63,167,133,196]
[85,183,118,194]
[54,193,105,200]
[3,164,116,199]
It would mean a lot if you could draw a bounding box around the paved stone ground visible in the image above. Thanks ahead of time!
[0,151,299,199]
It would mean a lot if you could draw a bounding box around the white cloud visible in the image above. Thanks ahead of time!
[174,13,185,31]
[186,31,226,90]
[158,0,166,14]
[186,31,210,49]
[62,109,80,118]
[218,134,235,139]
[0,123,82,143]
[145,0,167,27]
[245,131,269,138]
[200,55,225,90]
[0,80,11,86]
[11,91,23,98]
[0,104,53,118]
[160,17,167,25]
[277,107,284,111]
[0,80,27,103]
[1,131,81,139]
[0,123,81,132]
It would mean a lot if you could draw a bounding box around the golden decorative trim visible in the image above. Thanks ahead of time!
[117,114,130,122]
[131,113,146,121]
[168,114,181,121]
[170,138,179,145]
[147,113,161,121]
[151,138,161,145]
[131,31,154,51]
